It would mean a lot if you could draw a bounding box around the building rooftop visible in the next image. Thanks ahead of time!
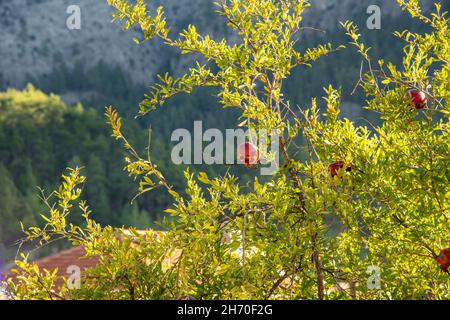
[5,245,100,291]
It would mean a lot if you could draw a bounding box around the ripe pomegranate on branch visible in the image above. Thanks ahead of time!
[406,89,427,110]
[238,142,260,168]
[328,161,352,178]
[437,249,450,274]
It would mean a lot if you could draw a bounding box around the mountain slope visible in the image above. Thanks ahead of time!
[0,0,415,91]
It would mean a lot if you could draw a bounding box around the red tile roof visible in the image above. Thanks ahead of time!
[35,246,99,274]
[7,245,100,289]
[4,231,170,295]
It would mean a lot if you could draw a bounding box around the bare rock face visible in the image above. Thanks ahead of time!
[0,0,192,88]
[0,0,430,90]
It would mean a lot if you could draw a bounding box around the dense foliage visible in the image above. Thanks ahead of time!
[1,2,445,257]
[3,0,450,300]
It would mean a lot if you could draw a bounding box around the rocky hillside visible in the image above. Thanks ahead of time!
[0,0,414,92]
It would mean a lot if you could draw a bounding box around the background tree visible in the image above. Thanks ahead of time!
[0,85,188,262]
